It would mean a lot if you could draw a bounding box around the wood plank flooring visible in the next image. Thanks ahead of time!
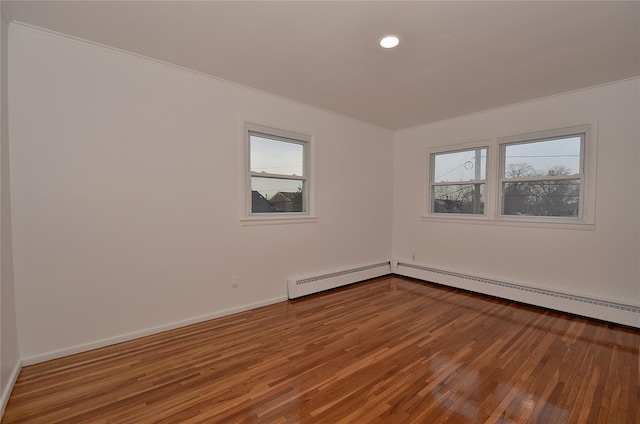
[2,276,638,423]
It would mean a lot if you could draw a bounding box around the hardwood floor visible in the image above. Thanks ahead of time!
[2,276,638,423]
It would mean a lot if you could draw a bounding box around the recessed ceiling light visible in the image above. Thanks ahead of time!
[379,35,400,49]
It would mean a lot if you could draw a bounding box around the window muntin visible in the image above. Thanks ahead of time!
[430,147,487,215]
[500,134,584,218]
[248,129,308,215]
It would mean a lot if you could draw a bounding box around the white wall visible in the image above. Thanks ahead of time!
[8,25,394,362]
[5,20,639,368]
[393,79,640,309]
[0,3,21,415]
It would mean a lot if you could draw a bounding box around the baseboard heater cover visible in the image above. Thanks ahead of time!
[396,262,639,328]
[288,262,391,299]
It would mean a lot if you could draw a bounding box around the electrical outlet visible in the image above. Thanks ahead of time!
[411,254,416,262]
[231,276,238,288]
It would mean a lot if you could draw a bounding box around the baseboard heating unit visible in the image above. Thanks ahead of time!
[288,262,391,299]
[395,262,639,328]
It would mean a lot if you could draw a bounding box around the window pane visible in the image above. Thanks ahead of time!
[251,177,304,213]
[504,136,581,179]
[433,148,486,183]
[250,134,304,176]
[432,184,484,214]
[503,180,580,217]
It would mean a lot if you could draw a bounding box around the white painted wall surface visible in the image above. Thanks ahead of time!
[9,25,394,361]
[0,4,21,415]
[6,21,639,367]
[393,79,640,309]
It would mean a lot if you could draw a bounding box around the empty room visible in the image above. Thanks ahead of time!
[0,1,639,423]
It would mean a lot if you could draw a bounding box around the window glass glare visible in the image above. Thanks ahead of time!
[433,148,486,183]
[504,136,581,179]
[250,134,304,176]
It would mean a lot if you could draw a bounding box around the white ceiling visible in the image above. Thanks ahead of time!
[3,0,639,130]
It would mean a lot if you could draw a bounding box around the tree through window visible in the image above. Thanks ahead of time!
[500,134,583,217]
[426,124,593,225]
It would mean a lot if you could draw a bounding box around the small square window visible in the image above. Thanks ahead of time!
[247,126,309,216]
[429,147,487,215]
[500,133,584,218]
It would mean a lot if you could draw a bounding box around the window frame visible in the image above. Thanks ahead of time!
[498,129,586,221]
[428,144,489,217]
[424,122,596,230]
[242,123,315,225]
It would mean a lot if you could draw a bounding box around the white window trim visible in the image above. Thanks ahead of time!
[426,140,491,218]
[422,121,597,230]
[240,122,317,226]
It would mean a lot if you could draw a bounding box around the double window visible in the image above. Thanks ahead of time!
[428,125,593,225]
[246,124,310,217]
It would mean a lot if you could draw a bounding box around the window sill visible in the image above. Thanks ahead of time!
[241,216,318,227]
[420,215,595,231]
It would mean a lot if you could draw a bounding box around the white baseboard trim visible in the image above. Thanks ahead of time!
[1,359,22,420]
[395,261,639,328]
[17,262,640,367]
[21,296,288,366]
